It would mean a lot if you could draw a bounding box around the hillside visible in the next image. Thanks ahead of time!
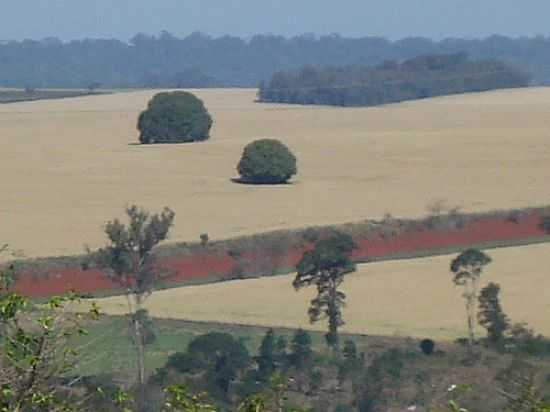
[2,88,550,258]
[88,243,550,340]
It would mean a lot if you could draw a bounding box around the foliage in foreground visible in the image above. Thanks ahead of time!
[0,267,100,412]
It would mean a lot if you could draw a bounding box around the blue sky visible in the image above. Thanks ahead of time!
[2,0,549,41]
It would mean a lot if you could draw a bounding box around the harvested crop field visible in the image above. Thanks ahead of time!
[2,87,550,258]
[89,243,550,340]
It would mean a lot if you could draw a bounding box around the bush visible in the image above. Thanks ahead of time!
[137,91,213,144]
[334,405,354,412]
[237,139,297,184]
[419,338,435,355]
[342,340,358,360]
[289,328,313,369]
[506,323,550,356]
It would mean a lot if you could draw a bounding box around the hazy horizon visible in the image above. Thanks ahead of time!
[2,0,550,42]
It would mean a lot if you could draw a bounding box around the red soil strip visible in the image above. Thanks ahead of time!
[354,212,545,259]
[13,211,548,298]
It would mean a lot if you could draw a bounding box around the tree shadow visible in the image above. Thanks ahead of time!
[230,177,294,186]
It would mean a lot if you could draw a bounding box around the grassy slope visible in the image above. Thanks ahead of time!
[73,314,550,412]
[72,315,373,380]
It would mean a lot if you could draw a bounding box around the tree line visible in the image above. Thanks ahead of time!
[3,207,550,411]
[0,32,549,88]
[258,53,531,107]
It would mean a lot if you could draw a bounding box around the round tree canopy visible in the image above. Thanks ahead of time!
[237,138,297,184]
[137,91,213,144]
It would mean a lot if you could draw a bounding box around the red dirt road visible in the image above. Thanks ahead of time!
[13,211,548,298]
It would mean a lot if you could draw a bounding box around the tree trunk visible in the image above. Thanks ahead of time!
[327,280,340,355]
[125,293,146,386]
[465,279,478,347]
[134,316,146,386]
[467,296,475,346]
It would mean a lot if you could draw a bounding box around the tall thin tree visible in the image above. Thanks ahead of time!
[450,248,492,346]
[92,205,175,387]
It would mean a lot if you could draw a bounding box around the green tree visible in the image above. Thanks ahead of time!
[450,249,492,346]
[90,205,175,387]
[138,91,213,144]
[0,244,16,297]
[237,139,297,184]
[289,329,312,369]
[477,282,510,346]
[257,329,277,381]
[356,349,405,412]
[274,336,288,368]
[293,232,356,352]
[338,340,361,384]
[172,332,251,395]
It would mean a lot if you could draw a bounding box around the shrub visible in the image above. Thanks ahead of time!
[237,139,297,184]
[342,340,358,360]
[419,338,435,355]
[334,405,354,412]
[309,368,323,393]
[507,323,550,356]
[165,352,201,373]
[137,91,213,144]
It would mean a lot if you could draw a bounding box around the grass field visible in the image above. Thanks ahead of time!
[2,87,550,259]
[87,243,550,341]
[71,316,384,380]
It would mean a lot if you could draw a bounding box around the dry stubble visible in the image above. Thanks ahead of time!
[90,243,550,340]
[1,88,550,258]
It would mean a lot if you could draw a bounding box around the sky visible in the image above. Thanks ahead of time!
[2,0,550,42]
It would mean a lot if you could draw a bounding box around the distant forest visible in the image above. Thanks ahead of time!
[258,53,531,106]
[1,32,549,88]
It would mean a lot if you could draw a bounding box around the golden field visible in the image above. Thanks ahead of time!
[1,87,550,258]
[90,243,550,340]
